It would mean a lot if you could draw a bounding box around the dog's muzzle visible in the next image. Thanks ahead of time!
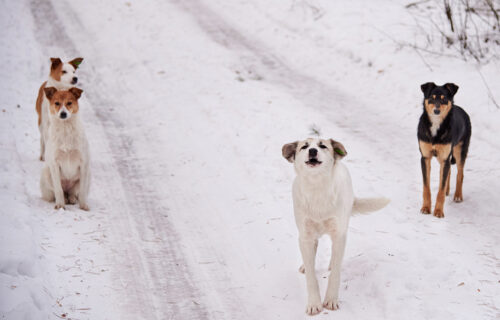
[434,108,440,115]
[306,149,322,167]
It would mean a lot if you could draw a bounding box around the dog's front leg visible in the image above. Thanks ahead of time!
[434,145,452,218]
[420,156,432,214]
[49,163,65,209]
[78,163,90,211]
[299,238,322,315]
[324,233,346,310]
[434,156,451,218]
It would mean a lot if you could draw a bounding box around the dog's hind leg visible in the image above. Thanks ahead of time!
[299,238,322,315]
[78,162,90,211]
[324,233,346,310]
[39,135,45,161]
[445,169,451,196]
[453,142,464,202]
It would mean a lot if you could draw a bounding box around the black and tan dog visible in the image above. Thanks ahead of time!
[418,82,471,218]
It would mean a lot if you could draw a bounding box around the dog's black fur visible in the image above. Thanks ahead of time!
[417,82,471,218]
[417,82,472,164]
[418,82,471,164]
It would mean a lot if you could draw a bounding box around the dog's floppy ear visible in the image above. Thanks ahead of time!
[69,57,84,69]
[69,87,83,100]
[444,83,459,97]
[50,58,62,70]
[420,82,436,98]
[44,87,57,100]
[282,142,298,163]
[330,139,347,159]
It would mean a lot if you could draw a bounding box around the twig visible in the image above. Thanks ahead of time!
[406,0,432,9]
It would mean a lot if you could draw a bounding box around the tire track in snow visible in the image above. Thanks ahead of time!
[30,0,210,318]
[176,0,405,150]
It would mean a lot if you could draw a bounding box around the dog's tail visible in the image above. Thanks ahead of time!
[352,197,390,215]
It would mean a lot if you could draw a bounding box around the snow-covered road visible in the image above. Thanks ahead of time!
[1,0,499,319]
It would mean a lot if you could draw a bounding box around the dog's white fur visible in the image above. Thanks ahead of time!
[38,59,81,161]
[40,88,90,211]
[283,138,389,315]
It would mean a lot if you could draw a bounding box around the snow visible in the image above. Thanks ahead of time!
[1,0,499,319]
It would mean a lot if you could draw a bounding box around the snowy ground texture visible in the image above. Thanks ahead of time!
[1,0,499,319]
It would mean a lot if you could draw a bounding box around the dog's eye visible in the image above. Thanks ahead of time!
[319,144,327,149]
[55,102,60,106]
[62,71,67,74]
[67,102,72,106]
[300,145,308,150]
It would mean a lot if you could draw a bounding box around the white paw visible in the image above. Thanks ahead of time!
[299,264,305,274]
[323,297,339,310]
[79,203,90,211]
[306,300,323,315]
[54,203,65,210]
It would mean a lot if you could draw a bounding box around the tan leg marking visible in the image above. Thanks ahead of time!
[419,141,433,214]
[434,144,452,218]
[453,142,464,202]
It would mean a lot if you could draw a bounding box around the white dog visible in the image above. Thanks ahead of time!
[282,138,389,315]
[36,57,83,161]
[40,87,90,211]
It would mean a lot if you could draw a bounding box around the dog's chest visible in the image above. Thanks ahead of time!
[56,149,82,180]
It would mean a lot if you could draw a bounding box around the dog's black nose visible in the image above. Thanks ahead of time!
[309,148,318,157]
[72,77,78,84]
[60,112,67,119]
[434,109,440,115]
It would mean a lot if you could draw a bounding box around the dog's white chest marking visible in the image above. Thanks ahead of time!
[429,114,442,137]
[56,149,81,181]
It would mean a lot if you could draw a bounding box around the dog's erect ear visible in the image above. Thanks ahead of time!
[69,87,83,100]
[444,83,459,97]
[50,58,62,70]
[420,82,436,98]
[282,142,298,163]
[69,57,84,69]
[330,139,347,159]
[44,87,57,100]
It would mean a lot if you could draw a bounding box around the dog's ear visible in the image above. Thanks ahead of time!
[330,139,347,159]
[282,142,298,163]
[420,82,436,98]
[444,83,459,97]
[50,58,62,70]
[69,87,83,100]
[69,57,84,69]
[44,87,57,100]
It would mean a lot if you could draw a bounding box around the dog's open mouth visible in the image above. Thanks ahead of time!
[306,158,322,167]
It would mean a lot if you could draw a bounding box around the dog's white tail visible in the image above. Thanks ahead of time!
[352,197,390,215]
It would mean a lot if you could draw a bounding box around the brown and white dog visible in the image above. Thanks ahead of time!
[36,57,83,160]
[282,138,389,315]
[40,87,90,211]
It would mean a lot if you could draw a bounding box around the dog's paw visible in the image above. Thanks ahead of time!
[323,298,339,311]
[433,209,444,218]
[299,265,305,274]
[79,203,90,211]
[54,203,65,210]
[67,195,78,205]
[305,300,323,316]
[420,206,431,214]
[453,194,463,202]
[39,155,44,161]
